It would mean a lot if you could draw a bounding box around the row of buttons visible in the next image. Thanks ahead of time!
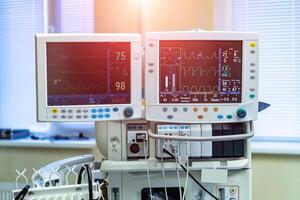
[51,108,89,114]
[128,125,145,130]
[162,106,218,113]
[91,114,111,119]
[165,114,234,120]
[52,115,89,119]
[158,125,189,130]
[91,107,119,113]
[248,42,257,99]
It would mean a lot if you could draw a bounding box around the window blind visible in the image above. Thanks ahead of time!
[56,0,94,33]
[234,0,300,136]
[0,1,48,132]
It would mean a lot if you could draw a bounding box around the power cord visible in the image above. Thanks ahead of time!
[163,149,220,200]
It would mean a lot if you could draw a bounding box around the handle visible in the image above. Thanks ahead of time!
[147,128,254,141]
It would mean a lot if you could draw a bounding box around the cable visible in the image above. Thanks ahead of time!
[163,149,220,200]
[14,185,30,200]
[174,147,183,200]
[77,164,93,200]
[85,164,93,200]
[182,142,189,200]
[144,140,153,200]
[160,141,169,200]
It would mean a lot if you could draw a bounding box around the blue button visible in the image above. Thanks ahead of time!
[249,94,255,99]
[113,107,119,112]
[217,115,224,119]
[91,114,97,119]
[236,108,247,118]
[174,126,178,129]
[183,107,188,112]
[226,114,233,119]
[167,115,173,119]
[169,126,173,129]
[105,114,110,118]
[98,108,104,113]
[98,114,104,118]
[163,107,168,112]
[105,108,110,112]
[180,125,184,129]
[173,107,178,112]
[91,109,97,113]
[185,125,189,129]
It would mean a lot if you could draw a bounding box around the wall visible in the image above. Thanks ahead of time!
[252,154,300,200]
[95,0,214,33]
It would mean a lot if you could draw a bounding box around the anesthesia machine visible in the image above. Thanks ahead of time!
[13,30,259,200]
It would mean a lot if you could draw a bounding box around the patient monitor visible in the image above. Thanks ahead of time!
[35,34,142,122]
[145,31,258,123]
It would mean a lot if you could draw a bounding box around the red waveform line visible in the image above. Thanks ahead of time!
[182,51,218,60]
[58,82,107,91]
[180,85,220,93]
[180,66,220,77]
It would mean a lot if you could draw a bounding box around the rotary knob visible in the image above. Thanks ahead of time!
[236,108,247,119]
[123,107,134,118]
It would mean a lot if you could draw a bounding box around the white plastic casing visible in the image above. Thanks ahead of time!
[145,31,259,123]
[36,34,142,122]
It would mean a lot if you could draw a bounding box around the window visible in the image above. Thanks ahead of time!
[0,1,47,132]
[219,0,300,138]
[0,0,95,137]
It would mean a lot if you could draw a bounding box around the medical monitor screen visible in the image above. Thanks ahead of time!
[159,40,242,104]
[46,42,131,106]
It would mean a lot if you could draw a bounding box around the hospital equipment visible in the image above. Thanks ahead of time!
[14,30,258,200]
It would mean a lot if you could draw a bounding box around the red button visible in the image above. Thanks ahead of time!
[130,143,140,154]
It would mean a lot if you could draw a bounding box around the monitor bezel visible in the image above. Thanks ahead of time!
[145,31,259,123]
[36,33,142,121]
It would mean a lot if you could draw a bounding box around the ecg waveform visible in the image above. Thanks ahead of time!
[180,85,220,93]
[48,80,107,92]
[182,51,218,60]
[180,65,219,77]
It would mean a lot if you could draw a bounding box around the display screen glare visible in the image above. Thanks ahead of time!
[159,40,242,104]
[47,42,131,106]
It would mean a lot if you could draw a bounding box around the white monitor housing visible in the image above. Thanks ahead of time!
[36,34,142,122]
[145,31,258,123]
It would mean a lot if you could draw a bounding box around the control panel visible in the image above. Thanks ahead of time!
[145,31,259,123]
[127,124,149,159]
[47,106,139,121]
[156,123,246,159]
[36,34,142,122]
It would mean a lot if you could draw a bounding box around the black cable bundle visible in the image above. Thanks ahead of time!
[77,164,93,200]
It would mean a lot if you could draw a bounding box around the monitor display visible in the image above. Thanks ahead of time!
[159,40,242,104]
[46,42,131,106]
